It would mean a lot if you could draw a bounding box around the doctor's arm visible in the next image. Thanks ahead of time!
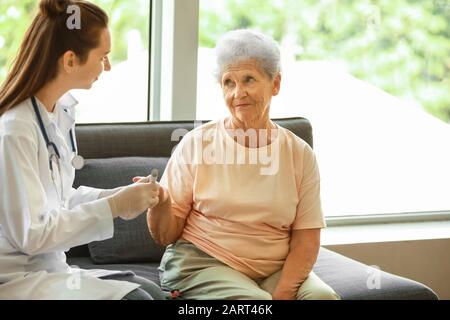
[69,172,156,209]
[0,128,118,255]
[67,186,122,209]
[1,128,115,255]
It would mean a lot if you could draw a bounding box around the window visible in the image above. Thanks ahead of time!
[197,0,450,217]
[0,0,151,123]
[2,0,449,218]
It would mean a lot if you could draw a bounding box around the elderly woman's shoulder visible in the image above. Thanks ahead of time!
[179,119,222,142]
[189,119,223,136]
[192,119,221,132]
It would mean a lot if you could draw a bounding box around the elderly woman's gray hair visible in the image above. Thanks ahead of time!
[213,29,281,83]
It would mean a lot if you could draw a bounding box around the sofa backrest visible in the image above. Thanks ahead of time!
[68,118,313,262]
[74,118,313,159]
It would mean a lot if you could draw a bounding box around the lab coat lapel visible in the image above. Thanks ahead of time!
[34,97,72,160]
[33,94,78,207]
[54,94,79,205]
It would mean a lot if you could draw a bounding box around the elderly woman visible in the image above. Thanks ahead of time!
[147,29,340,300]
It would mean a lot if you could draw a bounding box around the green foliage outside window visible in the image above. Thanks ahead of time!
[0,0,149,83]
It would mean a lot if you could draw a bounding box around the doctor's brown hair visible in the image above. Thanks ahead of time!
[0,0,108,116]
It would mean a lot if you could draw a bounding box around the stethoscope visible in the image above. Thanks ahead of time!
[31,96,85,205]
[31,96,85,170]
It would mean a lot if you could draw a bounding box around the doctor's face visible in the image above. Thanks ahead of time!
[73,28,112,89]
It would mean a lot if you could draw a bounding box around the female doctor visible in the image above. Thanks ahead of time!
[0,0,165,300]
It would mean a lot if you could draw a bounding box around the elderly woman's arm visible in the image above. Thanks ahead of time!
[147,187,186,246]
[272,228,321,300]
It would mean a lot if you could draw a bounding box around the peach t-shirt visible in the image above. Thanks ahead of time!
[160,118,326,280]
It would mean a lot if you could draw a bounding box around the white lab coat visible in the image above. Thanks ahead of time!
[0,95,139,299]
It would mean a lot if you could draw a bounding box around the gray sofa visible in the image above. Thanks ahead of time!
[68,118,438,300]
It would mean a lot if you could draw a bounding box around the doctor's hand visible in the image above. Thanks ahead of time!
[107,181,160,221]
[133,175,169,207]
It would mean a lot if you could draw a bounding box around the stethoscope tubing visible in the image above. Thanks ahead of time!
[31,96,83,170]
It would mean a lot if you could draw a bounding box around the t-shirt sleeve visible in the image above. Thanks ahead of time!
[159,135,195,220]
[292,143,326,230]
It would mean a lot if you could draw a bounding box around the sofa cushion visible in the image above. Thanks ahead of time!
[67,247,439,300]
[73,157,169,264]
[314,247,438,300]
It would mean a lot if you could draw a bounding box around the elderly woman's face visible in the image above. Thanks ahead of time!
[221,60,280,124]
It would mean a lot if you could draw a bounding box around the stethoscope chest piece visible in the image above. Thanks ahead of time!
[71,155,85,170]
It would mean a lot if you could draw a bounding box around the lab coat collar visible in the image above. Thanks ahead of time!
[58,92,78,110]
[32,93,78,133]
[56,93,77,133]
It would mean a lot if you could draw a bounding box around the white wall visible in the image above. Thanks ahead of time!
[325,239,450,300]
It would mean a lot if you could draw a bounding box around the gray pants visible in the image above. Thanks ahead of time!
[103,273,166,300]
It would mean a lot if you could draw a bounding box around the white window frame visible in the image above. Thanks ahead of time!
[150,0,199,121]
[326,211,450,227]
